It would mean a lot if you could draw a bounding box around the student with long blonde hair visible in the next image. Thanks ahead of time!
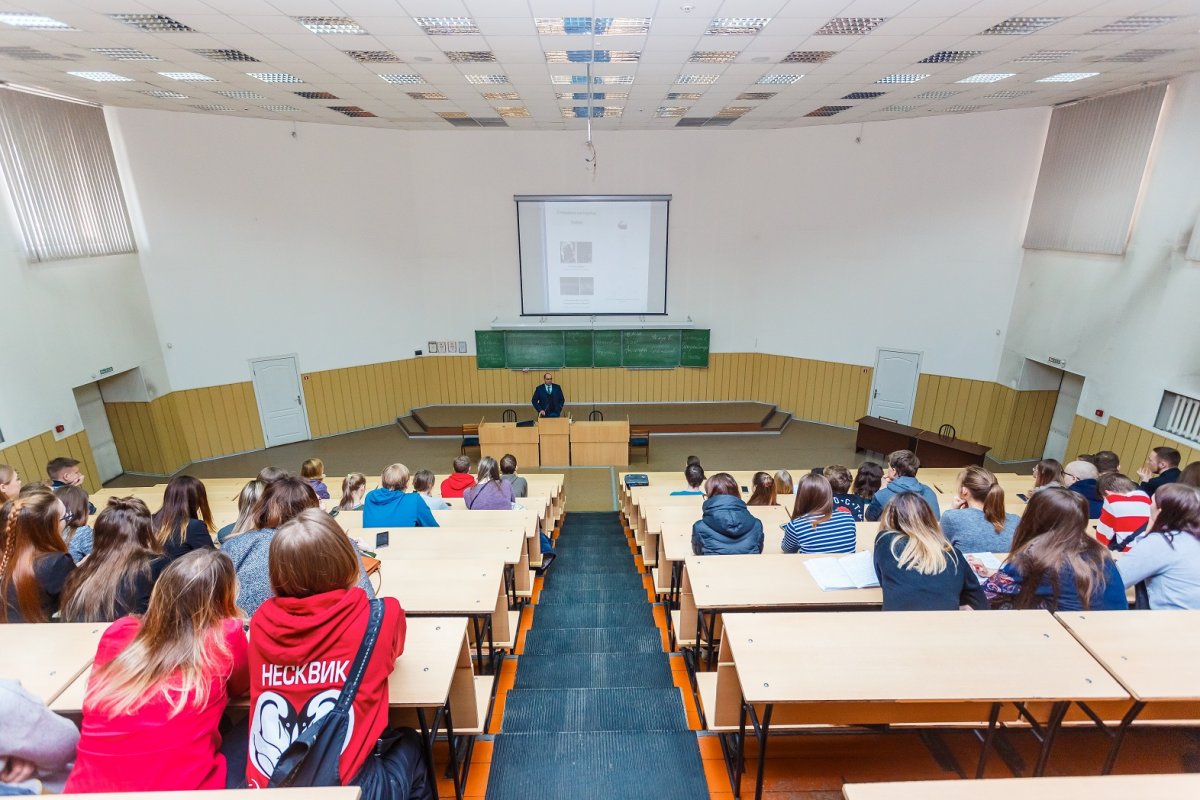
[940,466,1019,553]
[1,489,75,623]
[65,550,248,792]
[873,493,986,611]
[746,472,777,506]
[0,464,21,502]
[60,497,168,623]
[153,475,215,560]
[217,480,264,544]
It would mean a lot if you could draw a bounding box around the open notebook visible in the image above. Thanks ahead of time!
[804,551,879,590]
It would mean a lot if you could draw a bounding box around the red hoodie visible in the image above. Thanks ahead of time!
[246,588,406,788]
[440,472,476,499]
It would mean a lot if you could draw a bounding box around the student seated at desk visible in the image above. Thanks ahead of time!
[464,457,516,510]
[153,476,216,561]
[746,472,776,506]
[982,488,1126,612]
[1117,484,1200,610]
[363,464,439,528]
[0,489,75,623]
[851,461,883,504]
[217,480,264,543]
[823,465,865,521]
[257,465,289,485]
[1137,446,1182,496]
[47,457,94,514]
[300,457,330,500]
[500,453,528,498]
[411,470,449,511]
[1095,473,1151,552]
[246,510,430,799]
[773,469,793,495]
[440,456,476,499]
[781,473,856,554]
[60,498,168,623]
[672,463,705,496]
[330,472,368,517]
[1181,461,1200,488]
[1030,458,1065,495]
[57,485,94,564]
[66,550,249,792]
[1064,460,1103,518]
[0,679,79,794]
[940,466,1019,554]
[873,493,986,611]
[0,464,21,502]
[866,451,940,522]
[692,473,764,556]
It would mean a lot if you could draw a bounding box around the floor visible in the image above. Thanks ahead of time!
[412,401,778,429]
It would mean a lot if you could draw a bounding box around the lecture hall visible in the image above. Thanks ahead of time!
[2,2,1200,800]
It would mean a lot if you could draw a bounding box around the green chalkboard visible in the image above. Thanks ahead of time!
[681,329,710,367]
[475,331,506,368]
[564,330,593,367]
[593,330,623,367]
[505,331,564,368]
[623,330,681,368]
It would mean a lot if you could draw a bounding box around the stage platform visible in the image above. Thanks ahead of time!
[399,402,791,437]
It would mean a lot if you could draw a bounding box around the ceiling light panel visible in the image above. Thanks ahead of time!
[706,18,770,35]
[656,107,687,117]
[293,16,367,35]
[1105,49,1175,62]
[408,91,447,99]
[984,90,1032,98]
[217,90,265,99]
[957,73,1014,83]
[108,14,192,32]
[689,51,738,64]
[248,73,303,84]
[979,17,1061,35]
[942,105,981,112]
[159,72,215,81]
[1036,72,1099,82]
[0,47,62,60]
[805,105,851,117]
[464,75,510,84]
[877,73,929,84]
[140,90,187,98]
[68,71,132,82]
[717,106,752,117]
[329,106,376,117]
[563,107,622,118]
[843,91,885,99]
[915,90,959,99]
[535,17,651,35]
[880,104,916,112]
[816,18,886,36]
[550,75,634,85]
[496,107,529,118]
[0,13,75,30]
[782,51,836,64]
[345,51,402,63]
[1014,50,1078,62]
[920,51,982,64]
[737,92,777,100]
[92,48,158,61]
[264,105,298,112]
[378,74,424,85]
[191,104,231,111]
[482,92,519,100]
[666,92,702,99]
[192,49,258,63]
[557,92,628,100]
[446,51,496,62]
[295,91,338,99]
[544,50,640,63]
[437,111,468,119]
[414,17,478,35]
[1089,17,1176,34]
[675,75,718,84]
[756,74,802,85]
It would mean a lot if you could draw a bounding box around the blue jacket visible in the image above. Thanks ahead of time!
[866,476,941,522]
[1070,479,1103,518]
[532,383,565,416]
[363,488,439,527]
[692,494,764,555]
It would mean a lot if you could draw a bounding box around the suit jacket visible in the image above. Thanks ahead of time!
[532,383,565,415]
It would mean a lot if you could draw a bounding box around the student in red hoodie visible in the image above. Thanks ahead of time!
[438,455,476,499]
[66,550,249,793]
[246,509,430,798]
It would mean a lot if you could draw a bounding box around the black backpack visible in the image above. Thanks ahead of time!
[268,598,384,788]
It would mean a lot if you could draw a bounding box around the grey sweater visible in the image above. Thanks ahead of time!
[221,527,376,616]
[0,679,79,792]
[940,508,1019,554]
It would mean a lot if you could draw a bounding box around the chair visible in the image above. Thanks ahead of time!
[460,424,480,456]
[502,408,518,422]
[629,427,650,464]
[938,423,957,440]
[589,409,604,421]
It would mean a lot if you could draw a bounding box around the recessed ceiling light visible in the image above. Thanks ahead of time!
[675,74,718,84]
[879,104,916,112]
[737,92,777,100]
[414,17,478,35]
[815,18,886,36]
[158,72,215,82]
[191,104,232,112]
[438,112,469,119]
[92,48,159,61]
[545,50,639,63]
[329,106,376,117]
[293,16,367,35]
[1089,16,1176,34]
[0,13,76,30]
[108,13,193,32]
[264,105,298,112]
[551,75,633,85]
[717,106,752,117]
[706,18,770,35]
[842,91,886,100]
[193,49,259,63]
[666,92,702,100]
[482,92,520,100]
[535,17,651,35]
[783,51,836,63]
[496,107,530,118]
[295,91,339,99]
[916,90,960,99]
[876,73,928,84]
[464,74,510,84]
[805,105,851,117]
[557,92,627,100]
[980,17,1062,35]
[755,74,803,85]
[957,73,1015,83]
[563,107,622,118]
[68,71,133,82]
[140,90,187,98]
[920,51,982,64]
[217,90,265,99]
[248,72,303,84]
[689,51,738,64]
[656,107,688,117]
[983,90,1033,99]
[447,51,497,63]
[378,74,424,85]
[1014,50,1078,62]
[1104,49,1175,62]
[942,105,981,112]
[406,92,447,100]
[1036,72,1099,82]
[345,51,403,63]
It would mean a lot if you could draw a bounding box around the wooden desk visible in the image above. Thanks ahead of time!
[537,417,571,466]
[432,508,545,572]
[916,429,991,467]
[356,526,530,599]
[478,422,539,467]
[1055,610,1200,773]
[716,611,1127,800]
[0,622,105,704]
[654,506,794,599]
[842,774,1200,800]
[855,416,920,456]
[571,420,630,466]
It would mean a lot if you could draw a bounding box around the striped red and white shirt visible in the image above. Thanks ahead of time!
[1096,490,1152,551]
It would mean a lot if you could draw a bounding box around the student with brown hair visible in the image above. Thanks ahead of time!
[746,472,777,507]
[463,456,516,510]
[246,509,429,798]
[773,469,794,496]
[1030,459,1065,494]
[0,489,75,623]
[1118,483,1200,609]
[851,461,883,502]
[781,473,857,554]
[60,497,168,623]
[217,480,264,544]
[363,464,439,527]
[47,457,95,514]
[866,450,940,522]
[982,488,1125,611]
[823,465,865,521]
[499,454,528,498]
[939,466,1019,553]
[0,464,20,502]
[300,458,330,500]
[439,456,476,499]
[411,470,449,511]
[1137,446,1183,495]
[332,472,368,515]
[873,493,985,611]
[1180,461,1200,488]
[66,550,249,792]
[57,484,94,564]
[257,466,289,485]
[671,464,705,496]
[691,473,763,555]
[1094,450,1122,475]
[153,476,216,561]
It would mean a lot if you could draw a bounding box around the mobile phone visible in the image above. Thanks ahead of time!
[375,530,390,548]
[741,486,749,493]
[1017,493,1029,503]
[360,549,377,558]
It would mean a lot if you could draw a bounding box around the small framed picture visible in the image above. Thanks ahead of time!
[458,341,468,353]
[448,341,458,353]
[428,341,439,353]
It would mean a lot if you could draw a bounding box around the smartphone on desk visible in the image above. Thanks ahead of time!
[1017,493,1029,503]
[375,530,390,549]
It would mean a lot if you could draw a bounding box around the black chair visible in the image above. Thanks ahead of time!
[502,409,517,422]
[629,427,650,464]
[460,424,480,456]
[588,409,604,421]
[938,423,957,440]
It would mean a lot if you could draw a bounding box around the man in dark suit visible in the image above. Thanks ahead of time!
[532,372,565,418]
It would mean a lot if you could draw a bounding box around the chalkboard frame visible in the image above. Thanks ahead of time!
[475,329,709,369]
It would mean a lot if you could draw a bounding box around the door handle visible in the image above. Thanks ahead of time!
[296,395,301,406]
[873,389,878,399]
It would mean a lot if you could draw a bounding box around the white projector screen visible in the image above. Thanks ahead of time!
[516,195,670,315]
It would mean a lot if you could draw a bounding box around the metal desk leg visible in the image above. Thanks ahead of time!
[416,707,440,800]
[442,705,462,800]
[1032,701,1070,777]
[1102,701,1145,775]
[974,702,1004,778]
[745,702,773,800]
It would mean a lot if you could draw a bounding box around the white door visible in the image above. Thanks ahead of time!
[250,356,311,448]
[1044,371,1084,462]
[73,382,123,482]
[868,349,922,425]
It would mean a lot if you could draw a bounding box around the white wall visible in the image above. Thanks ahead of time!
[1002,72,1200,432]
[109,104,1049,392]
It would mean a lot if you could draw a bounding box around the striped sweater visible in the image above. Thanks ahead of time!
[1096,490,1152,551]
[781,510,858,554]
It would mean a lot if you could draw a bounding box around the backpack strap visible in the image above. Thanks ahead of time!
[333,598,385,714]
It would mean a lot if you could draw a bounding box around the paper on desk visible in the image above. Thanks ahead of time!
[804,550,880,591]
[964,552,1003,583]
